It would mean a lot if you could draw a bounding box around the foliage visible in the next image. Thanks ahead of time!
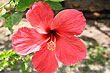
[86,46,109,66]
[3,12,22,33]
[0,0,64,33]
[0,49,32,73]
[45,1,63,10]
[15,0,35,11]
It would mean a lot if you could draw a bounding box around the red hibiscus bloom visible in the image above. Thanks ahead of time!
[12,2,86,73]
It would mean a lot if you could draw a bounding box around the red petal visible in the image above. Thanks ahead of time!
[32,43,58,73]
[55,36,86,65]
[26,2,54,34]
[12,27,47,55]
[52,9,86,37]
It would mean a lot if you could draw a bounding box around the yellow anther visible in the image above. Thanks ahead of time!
[47,41,56,51]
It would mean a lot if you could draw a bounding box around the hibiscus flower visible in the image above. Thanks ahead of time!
[12,2,86,73]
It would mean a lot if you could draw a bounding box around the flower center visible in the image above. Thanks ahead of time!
[48,30,56,38]
[47,30,56,51]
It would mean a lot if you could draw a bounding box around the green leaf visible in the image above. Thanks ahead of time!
[9,61,19,70]
[3,12,22,33]
[50,0,64,2]
[3,49,9,57]
[22,56,31,63]
[45,1,63,10]
[20,62,28,73]
[0,53,6,60]
[0,60,9,71]
[9,53,21,60]
[9,0,15,8]
[7,50,21,60]
[15,0,35,11]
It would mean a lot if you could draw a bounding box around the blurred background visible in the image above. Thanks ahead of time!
[0,0,110,73]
